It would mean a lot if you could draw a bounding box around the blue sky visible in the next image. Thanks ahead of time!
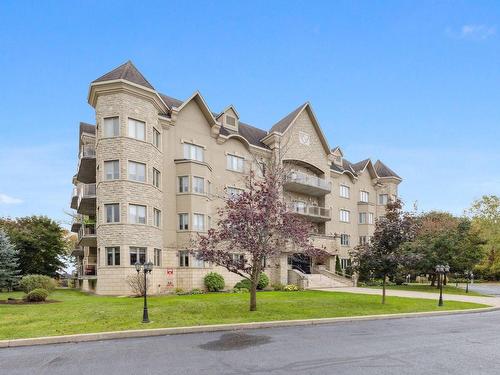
[0,0,499,227]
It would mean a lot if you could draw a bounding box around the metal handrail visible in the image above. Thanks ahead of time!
[80,144,96,158]
[289,203,331,218]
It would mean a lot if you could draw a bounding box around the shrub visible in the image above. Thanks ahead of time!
[283,284,299,292]
[126,273,151,297]
[272,283,285,291]
[232,287,249,293]
[258,273,270,289]
[24,288,49,302]
[19,275,55,293]
[190,288,204,295]
[204,272,225,292]
[234,273,269,290]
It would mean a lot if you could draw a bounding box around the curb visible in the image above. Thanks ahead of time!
[1,305,499,349]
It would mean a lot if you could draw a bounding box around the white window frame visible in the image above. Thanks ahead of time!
[359,212,367,224]
[192,176,205,194]
[339,209,350,223]
[103,117,119,137]
[226,154,244,172]
[340,234,350,246]
[130,247,146,265]
[104,203,120,223]
[106,247,120,266]
[340,185,350,198]
[128,161,146,182]
[128,118,145,141]
[153,127,161,148]
[153,168,161,188]
[154,248,161,267]
[192,213,205,232]
[379,194,389,205]
[178,176,189,193]
[359,190,369,203]
[129,204,146,224]
[183,143,204,162]
[179,250,189,267]
[178,213,189,230]
[153,208,161,227]
[104,160,120,180]
[368,212,374,224]
[226,186,244,199]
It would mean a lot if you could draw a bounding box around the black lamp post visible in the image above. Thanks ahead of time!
[135,261,153,323]
[435,264,450,307]
[465,270,473,293]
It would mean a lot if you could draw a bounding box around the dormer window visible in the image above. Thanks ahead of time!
[226,115,236,127]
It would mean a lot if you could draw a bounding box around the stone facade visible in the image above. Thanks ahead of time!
[71,61,402,295]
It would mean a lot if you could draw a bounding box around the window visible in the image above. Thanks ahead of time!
[154,248,161,267]
[359,212,367,224]
[359,236,368,245]
[192,252,205,268]
[193,176,205,194]
[106,247,120,266]
[128,161,146,182]
[103,117,119,137]
[368,212,374,224]
[153,168,161,188]
[179,250,189,267]
[193,213,205,231]
[207,216,211,230]
[153,128,161,148]
[178,176,189,193]
[379,194,388,205]
[226,115,236,126]
[104,160,119,180]
[183,143,204,162]
[153,208,161,227]
[360,190,369,203]
[105,203,120,223]
[232,253,245,265]
[340,258,351,270]
[292,201,307,214]
[130,247,146,265]
[128,118,145,141]
[340,185,350,198]
[339,209,350,222]
[178,213,189,230]
[340,234,350,246]
[227,187,244,198]
[227,154,244,172]
[129,204,146,224]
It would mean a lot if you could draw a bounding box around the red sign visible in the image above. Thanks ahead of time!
[166,269,174,276]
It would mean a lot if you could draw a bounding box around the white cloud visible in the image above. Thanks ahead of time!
[447,24,496,40]
[0,193,23,205]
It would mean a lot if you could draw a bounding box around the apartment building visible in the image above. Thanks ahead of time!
[70,61,401,295]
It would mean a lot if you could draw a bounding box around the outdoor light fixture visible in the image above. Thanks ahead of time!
[435,264,450,307]
[465,270,473,293]
[135,261,154,323]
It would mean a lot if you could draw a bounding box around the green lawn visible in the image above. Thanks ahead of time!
[0,289,487,340]
[367,283,488,296]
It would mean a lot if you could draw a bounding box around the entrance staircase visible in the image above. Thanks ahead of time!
[306,270,353,289]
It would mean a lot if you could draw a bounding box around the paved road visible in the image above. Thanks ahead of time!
[3,310,500,375]
[460,283,500,297]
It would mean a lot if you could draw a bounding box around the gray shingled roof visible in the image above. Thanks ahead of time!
[93,61,154,90]
[374,160,401,179]
[269,103,307,133]
[351,158,370,173]
[79,122,95,136]
[159,93,183,108]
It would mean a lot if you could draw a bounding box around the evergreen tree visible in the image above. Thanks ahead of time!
[0,229,21,291]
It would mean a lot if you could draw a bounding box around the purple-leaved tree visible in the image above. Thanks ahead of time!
[195,161,328,311]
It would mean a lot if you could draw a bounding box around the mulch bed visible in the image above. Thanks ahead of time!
[0,299,60,305]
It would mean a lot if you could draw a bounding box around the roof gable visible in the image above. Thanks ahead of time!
[92,61,154,90]
[175,91,217,126]
[374,160,402,180]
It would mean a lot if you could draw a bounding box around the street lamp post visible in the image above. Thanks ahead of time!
[135,261,153,323]
[435,264,450,307]
[465,270,473,293]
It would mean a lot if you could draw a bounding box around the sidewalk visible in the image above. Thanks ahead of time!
[317,287,500,307]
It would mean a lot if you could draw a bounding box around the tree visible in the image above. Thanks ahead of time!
[469,195,500,279]
[0,229,21,291]
[195,162,328,311]
[0,216,71,277]
[351,199,418,304]
[404,211,484,285]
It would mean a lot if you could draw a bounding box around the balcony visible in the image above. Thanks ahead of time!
[77,264,97,279]
[289,203,331,222]
[71,246,84,257]
[70,214,84,233]
[310,234,339,254]
[78,224,97,247]
[70,186,78,209]
[77,183,96,216]
[77,144,96,184]
[284,171,331,196]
